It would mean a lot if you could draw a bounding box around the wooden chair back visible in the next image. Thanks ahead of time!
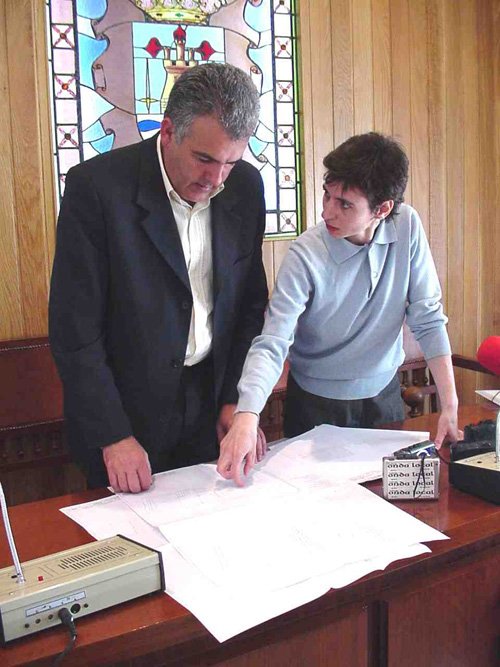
[0,338,85,505]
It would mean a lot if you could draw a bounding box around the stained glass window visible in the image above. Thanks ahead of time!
[46,0,301,238]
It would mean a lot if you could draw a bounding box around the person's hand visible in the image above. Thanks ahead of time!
[255,426,267,462]
[102,436,152,493]
[217,403,267,462]
[433,406,463,448]
[216,403,237,442]
[217,412,261,486]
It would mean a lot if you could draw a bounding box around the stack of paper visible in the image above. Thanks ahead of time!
[61,424,446,641]
[476,389,500,406]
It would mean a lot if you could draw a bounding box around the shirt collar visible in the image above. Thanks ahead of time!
[320,218,398,264]
[156,134,224,211]
[372,217,397,244]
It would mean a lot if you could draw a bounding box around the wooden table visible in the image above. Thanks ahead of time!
[1,405,499,666]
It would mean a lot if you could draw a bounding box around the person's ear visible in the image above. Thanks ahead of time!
[376,199,394,220]
[160,116,175,148]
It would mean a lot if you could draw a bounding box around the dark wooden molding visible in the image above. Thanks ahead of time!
[0,337,63,428]
[0,337,85,505]
[452,353,493,374]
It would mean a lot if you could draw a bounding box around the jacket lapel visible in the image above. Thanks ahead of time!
[135,136,190,291]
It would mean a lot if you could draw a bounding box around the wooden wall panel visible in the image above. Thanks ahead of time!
[34,0,57,272]
[460,0,481,402]
[331,0,354,147]
[427,0,447,302]
[496,0,500,340]
[372,0,393,135]
[0,0,23,340]
[296,0,316,237]
[6,0,51,336]
[444,0,465,395]
[0,0,498,408]
[272,240,293,290]
[352,0,374,134]
[262,240,274,295]
[409,0,429,234]
[496,1,500,327]
[390,0,413,200]
[311,0,334,224]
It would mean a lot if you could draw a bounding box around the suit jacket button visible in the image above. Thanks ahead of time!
[171,359,183,369]
[181,300,191,310]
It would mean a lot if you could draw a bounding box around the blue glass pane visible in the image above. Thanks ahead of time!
[80,84,113,131]
[78,33,107,88]
[259,90,276,134]
[245,0,271,32]
[249,136,267,158]
[90,133,114,153]
[76,0,106,20]
[138,119,162,133]
[82,119,106,142]
[248,45,273,93]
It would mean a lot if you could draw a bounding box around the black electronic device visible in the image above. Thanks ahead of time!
[448,338,500,505]
[449,419,500,505]
[463,419,496,443]
[450,439,494,462]
[393,439,437,460]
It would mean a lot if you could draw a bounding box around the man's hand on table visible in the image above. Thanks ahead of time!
[217,411,266,486]
[102,436,152,493]
[216,403,238,442]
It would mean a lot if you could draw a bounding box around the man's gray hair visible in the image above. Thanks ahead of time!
[165,62,260,142]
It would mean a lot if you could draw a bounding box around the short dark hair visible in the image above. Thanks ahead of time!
[165,63,260,142]
[323,132,409,216]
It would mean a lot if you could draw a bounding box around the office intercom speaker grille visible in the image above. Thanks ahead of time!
[58,544,129,571]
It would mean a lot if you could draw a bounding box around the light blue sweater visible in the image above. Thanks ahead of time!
[237,204,451,414]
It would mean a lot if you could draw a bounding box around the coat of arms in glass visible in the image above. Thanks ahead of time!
[46,0,301,238]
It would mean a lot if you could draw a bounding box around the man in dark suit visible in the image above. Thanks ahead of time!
[49,63,268,493]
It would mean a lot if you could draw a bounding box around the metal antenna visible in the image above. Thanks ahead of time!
[0,483,25,583]
[496,411,500,464]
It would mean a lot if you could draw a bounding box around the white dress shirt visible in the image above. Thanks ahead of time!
[157,135,223,366]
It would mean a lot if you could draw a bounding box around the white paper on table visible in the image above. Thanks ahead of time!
[161,542,331,642]
[160,481,447,594]
[262,424,430,484]
[59,424,446,645]
[60,493,434,643]
[60,495,167,549]
[161,539,430,643]
[116,463,298,527]
[327,542,430,589]
[476,389,500,406]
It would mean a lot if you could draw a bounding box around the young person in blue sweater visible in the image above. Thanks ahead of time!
[217,132,460,486]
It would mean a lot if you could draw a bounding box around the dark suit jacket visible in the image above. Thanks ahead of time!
[49,136,268,474]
